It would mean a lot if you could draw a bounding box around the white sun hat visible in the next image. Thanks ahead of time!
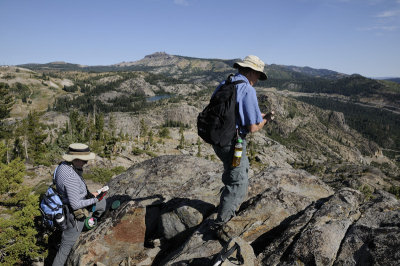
[233,55,268,80]
[62,143,96,162]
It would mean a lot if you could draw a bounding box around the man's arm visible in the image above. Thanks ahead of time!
[247,111,275,133]
[248,119,267,133]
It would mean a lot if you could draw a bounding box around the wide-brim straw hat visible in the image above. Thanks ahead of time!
[233,55,268,80]
[62,143,96,162]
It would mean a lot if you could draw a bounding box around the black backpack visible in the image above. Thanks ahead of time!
[197,75,245,146]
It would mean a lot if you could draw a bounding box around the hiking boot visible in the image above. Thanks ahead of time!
[203,219,224,238]
[208,220,224,231]
[216,223,236,243]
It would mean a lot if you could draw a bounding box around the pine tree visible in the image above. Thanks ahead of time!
[69,110,86,142]
[85,114,96,144]
[140,118,148,138]
[0,186,40,264]
[12,137,24,160]
[0,142,41,265]
[0,83,14,140]
[55,122,75,151]
[0,142,24,193]
[109,113,116,138]
[196,138,202,157]
[13,118,29,160]
[0,83,13,121]
[95,112,105,141]
[26,112,48,165]
[178,126,185,149]
[148,130,154,148]
[158,127,170,139]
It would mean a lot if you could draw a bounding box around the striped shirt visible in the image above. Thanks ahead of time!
[54,162,98,210]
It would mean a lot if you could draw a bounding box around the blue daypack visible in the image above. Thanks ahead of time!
[39,165,64,228]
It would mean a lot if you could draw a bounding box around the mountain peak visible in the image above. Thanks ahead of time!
[144,52,171,59]
[49,61,67,64]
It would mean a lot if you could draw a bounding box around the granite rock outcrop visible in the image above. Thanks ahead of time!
[66,154,400,266]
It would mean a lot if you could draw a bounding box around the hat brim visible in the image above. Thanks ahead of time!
[233,62,268,81]
[62,152,96,162]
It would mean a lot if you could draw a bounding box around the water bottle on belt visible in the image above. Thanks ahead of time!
[55,212,68,230]
[232,138,243,167]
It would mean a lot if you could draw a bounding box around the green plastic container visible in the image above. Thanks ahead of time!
[84,217,97,230]
[111,200,121,210]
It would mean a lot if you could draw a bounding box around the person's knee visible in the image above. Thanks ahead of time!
[98,198,106,209]
[59,236,77,250]
[58,244,73,255]
[93,198,107,217]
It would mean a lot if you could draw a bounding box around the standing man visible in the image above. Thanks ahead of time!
[212,55,274,236]
[52,143,107,266]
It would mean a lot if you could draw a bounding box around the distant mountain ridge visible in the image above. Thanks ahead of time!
[16,52,400,103]
[18,52,345,78]
[16,51,381,83]
[281,65,347,79]
[19,52,399,82]
[19,61,88,71]
[376,77,400,84]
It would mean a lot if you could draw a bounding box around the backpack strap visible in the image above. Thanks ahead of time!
[51,163,68,204]
[225,75,246,139]
[52,164,61,185]
[43,197,62,212]
[225,74,246,86]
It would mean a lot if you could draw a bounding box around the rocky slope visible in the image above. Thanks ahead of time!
[65,155,400,265]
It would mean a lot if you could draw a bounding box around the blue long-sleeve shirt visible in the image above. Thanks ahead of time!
[55,162,98,210]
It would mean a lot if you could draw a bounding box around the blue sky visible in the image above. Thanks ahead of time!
[0,0,399,77]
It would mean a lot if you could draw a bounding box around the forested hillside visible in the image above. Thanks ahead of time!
[296,96,400,154]
[18,53,400,157]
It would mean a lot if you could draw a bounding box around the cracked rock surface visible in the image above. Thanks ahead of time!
[67,155,400,266]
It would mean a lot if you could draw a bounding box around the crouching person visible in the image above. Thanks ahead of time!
[52,143,107,266]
